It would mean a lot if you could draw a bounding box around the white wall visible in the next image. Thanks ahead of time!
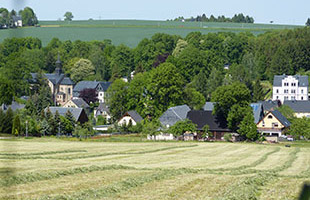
[118,116,137,126]
[273,76,308,103]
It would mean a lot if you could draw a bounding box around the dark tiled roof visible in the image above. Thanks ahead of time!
[97,82,112,91]
[72,98,89,108]
[187,110,230,132]
[12,16,22,21]
[97,103,110,113]
[258,100,280,112]
[273,75,308,87]
[159,105,191,127]
[250,103,264,124]
[30,73,73,85]
[1,101,25,112]
[283,100,310,113]
[61,77,74,85]
[271,110,291,127]
[203,102,215,111]
[46,107,83,122]
[126,110,143,123]
[73,81,99,92]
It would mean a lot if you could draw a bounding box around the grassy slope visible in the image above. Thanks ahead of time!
[0,20,302,47]
[0,137,309,199]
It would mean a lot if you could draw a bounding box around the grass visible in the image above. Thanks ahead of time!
[0,20,302,47]
[0,138,310,199]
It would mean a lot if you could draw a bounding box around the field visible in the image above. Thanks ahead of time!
[0,20,302,47]
[0,137,310,199]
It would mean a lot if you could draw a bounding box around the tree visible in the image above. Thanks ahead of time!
[20,7,38,26]
[193,70,209,99]
[53,110,61,135]
[0,109,5,133]
[106,79,128,121]
[79,88,98,104]
[238,111,258,141]
[289,118,310,140]
[70,59,95,83]
[168,119,197,137]
[306,18,310,26]
[252,78,264,102]
[227,105,252,131]
[145,62,185,118]
[205,68,224,100]
[172,39,188,57]
[65,110,76,133]
[184,87,205,110]
[12,114,21,136]
[64,12,73,21]
[211,82,251,119]
[276,105,295,120]
[2,107,13,134]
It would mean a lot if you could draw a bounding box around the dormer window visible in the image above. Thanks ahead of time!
[284,82,289,86]
[291,83,296,86]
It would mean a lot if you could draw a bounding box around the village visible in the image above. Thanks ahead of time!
[1,54,309,143]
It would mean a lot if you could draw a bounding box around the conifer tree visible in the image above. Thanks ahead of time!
[3,107,13,134]
[253,78,264,102]
[12,115,21,136]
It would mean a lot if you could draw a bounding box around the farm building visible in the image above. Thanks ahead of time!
[159,105,191,128]
[187,110,231,140]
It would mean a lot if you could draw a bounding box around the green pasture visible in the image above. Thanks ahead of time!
[0,20,302,47]
[0,137,309,199]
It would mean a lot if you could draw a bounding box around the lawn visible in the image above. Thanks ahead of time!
[0,137,309,199]
[0,20,302,47]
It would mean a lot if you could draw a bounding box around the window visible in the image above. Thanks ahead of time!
[284,82,288,86]
[301,89,304,94]
[61,87,63,91]
[276,96,279,100]
[276,89,279,93]
[291,83,296,86]
[262,121,265,127]
[284,89,288,94]
[291,96,295,100]
[68,88,71,95]
[284,96,289,100]
[272,123,279,128]
[291,89,296,94]
[268,115,273,119]
[302,96,304,100]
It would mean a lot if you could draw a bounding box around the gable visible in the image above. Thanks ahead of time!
[257,112,285,128]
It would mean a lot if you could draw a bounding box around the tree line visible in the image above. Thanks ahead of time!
[0,7,38,28]
[171,13,254,23]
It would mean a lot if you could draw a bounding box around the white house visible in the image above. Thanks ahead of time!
[272,75,308,103]
[118,110,143,126]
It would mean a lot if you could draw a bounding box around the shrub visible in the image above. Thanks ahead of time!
[224,133,232,142]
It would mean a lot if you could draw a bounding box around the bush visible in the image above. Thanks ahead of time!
[224,133,232,142]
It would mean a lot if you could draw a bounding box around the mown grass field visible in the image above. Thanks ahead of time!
[0,137,309,199]
[0,20,302,47]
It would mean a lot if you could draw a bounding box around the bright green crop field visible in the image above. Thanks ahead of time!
[0,137,309,199]
[0,20,302,47]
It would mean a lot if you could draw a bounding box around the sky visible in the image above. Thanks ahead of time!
[1,0,309,25]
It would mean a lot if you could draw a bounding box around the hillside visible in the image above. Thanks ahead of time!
[0,20,301,47]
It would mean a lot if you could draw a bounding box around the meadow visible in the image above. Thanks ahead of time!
[0,20,301,47]
[0,137,309,199]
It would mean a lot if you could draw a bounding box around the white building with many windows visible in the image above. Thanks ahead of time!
[272,75,308,103]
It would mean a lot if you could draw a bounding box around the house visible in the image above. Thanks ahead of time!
[12,16,22,27]
[250,103,265,124]
[272,75,308,103]
[73,81,111,103]
[159,105,191,128]
[1,101,25,112]
[187,110,231,140]
[256,110,291,137]
[283,100,310,118]
[258,100,281,114]
[46,107,89,124]
[94,103,111,121]
[30,56,74,106]
[118,110,143,126]
[63,97,89,109]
